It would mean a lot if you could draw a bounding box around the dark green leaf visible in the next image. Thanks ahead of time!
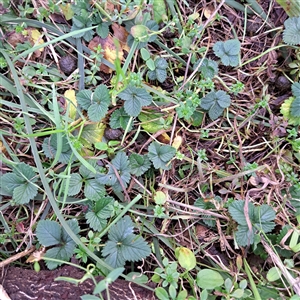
[118,85,152,117]
[14,163,37,181]
[86,196,114,231]
[77,90,92,110]
[283,17,300,45]
[102,216,151,268]
[148,142,176,170]
[36,220,62,247]
[235,225,254,247]
[67,173,83,196]
[13,182,38,204]
[96,22,109,38]
[213,39,240,67]
[290,97,300,117]
[228,200,255,226]
[129,153,151,176]
[84,179,105,200]
[109,107,133,131]
[0,173,23,195]
[292,82,300,97]
[88,102,109,122]
[93,85,110,105]
[196,58,219,79]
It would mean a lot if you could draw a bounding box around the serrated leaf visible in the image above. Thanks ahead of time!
[13,182,38,204]
[155,68,167,83]
[109,107,133,131]
[86,196,114,231]
[67,173,83,196]
[36,220,62,247]
[213,39,240,67]
[281,96,300,125]
[197,58,219,79]
[13,163,37,181]
[42,134,74,164]
[93,84,110,105]
[61,219,80,245]
[148,142,176,170]
[235,224,254,246]
[118,85,152,117]
[292,82,300,97]
[76,89,92,110]
[129,153,151,176]
[96,22,109,38]
[102,217,151,268]
[201,91,231,120]
[88,102,109,122]
[0,173,25,195]
[84,179,106,200]
[228,200,255,226]
[290,97,300,117]
[283,17,300,45]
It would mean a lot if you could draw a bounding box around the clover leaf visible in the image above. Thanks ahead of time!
[283,17,300,45]
[148,57,168,83]
[213,39,240,67]
[200,90,231,120]
[117,85,152,117]
[195,58,219,79]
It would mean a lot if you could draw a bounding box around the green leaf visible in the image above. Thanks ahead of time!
[196,269,224,289]
[102,216,151,268]
[86,196,114,231]
[283,17,300,45]
[140,48,151,61]
[276,0,300,17]
[13,182,38,204]
[0,163,38,204]
[84,179,106,200]
[290,97,300,117]
[148,58,168,83]
[153,0,167,23]
[148,142,176,170]
[267,267,282,282]
[196,58,218,79]
[96,22,109,38]
[213,39,240,66]
[175,247,196,271]
[228,200,255,226]
[42,134,74,164]
[129,153,151,176]
[93,84,110,105]
[68,173,83,196]
[118,85,152,117]
[36,220,62,247]
[109,107,133,131]
[200,91,231,120]
[76,89,92,110]
[292,82,300,97]
[88,101,109,122]
[138,111,172,133]
[131,25,150,43]
[155,287,169,300]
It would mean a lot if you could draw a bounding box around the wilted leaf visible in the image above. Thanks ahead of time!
[64,89,77,119]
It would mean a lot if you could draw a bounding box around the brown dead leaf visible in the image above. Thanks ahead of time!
[7,32,25,47]
[89,33,128,73]
[111,23,130,51]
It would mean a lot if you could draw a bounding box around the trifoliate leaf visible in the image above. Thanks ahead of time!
[109,107,133,131]
[85,196,114,231]
[118,85,152,117]
[196,58,218,79]
[102,216,151,268]
[129,153,151,176]
[200,91,231,120]
[77,89,92,110]
[37,219,80,269]
[283,17,300,45]
[148,57,168,83]
[0,163,38,204]
[213,39,240,66]
[148,142,176,170]
[42,134,74,164]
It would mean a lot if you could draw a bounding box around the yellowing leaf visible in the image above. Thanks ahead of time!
[175,247,196,271]
[281,96,300,125]
[64,89,77,119]
[27,29,44,52]
[154,191,167,205]
[172,135,182,150]
[60,3,74,20]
